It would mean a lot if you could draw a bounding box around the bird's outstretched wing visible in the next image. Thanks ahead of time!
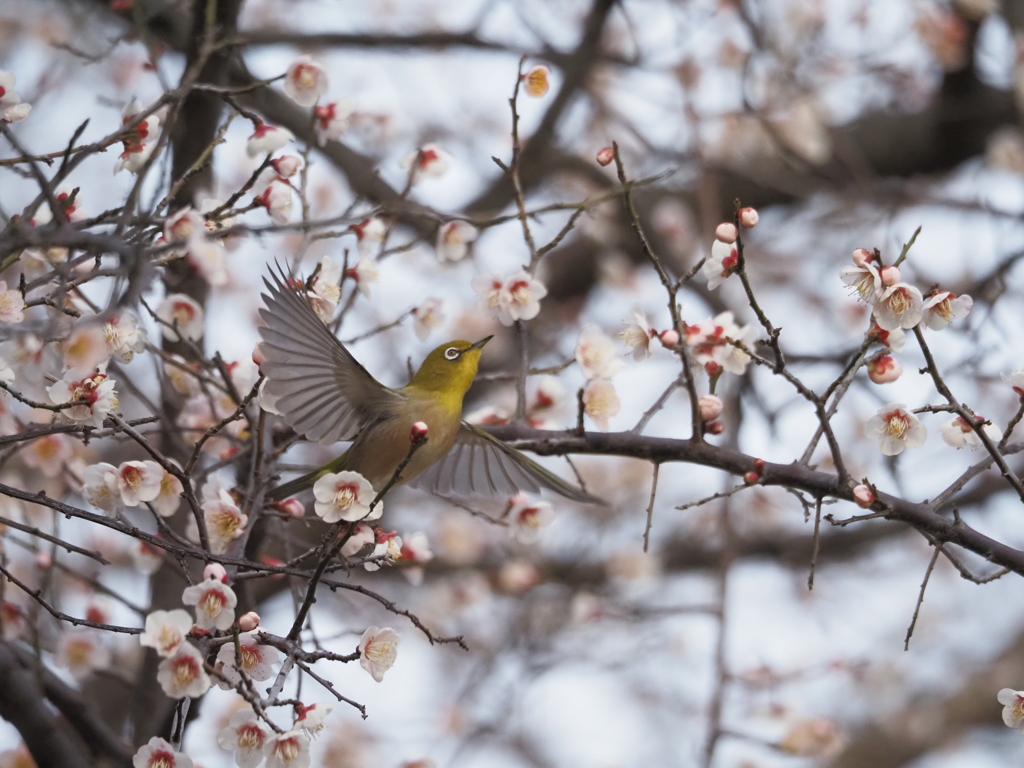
[409,422,601,504]
[258,265,404,445]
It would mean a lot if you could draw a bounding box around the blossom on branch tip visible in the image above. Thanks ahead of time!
[313,471,380,522]
[271,154,302,179]
[363,529,402,572]
[867,354,902,384]
[63,324,110,372]
[294,702,335,738]
[358,626,399,682]
[472,270,547,326]
[879,265,901,286]
[864,403,926,456]
[0,71,30,123]
[998,688,1024,733]
[583,379,620,431]
[238,611,260,632]
[284,56,328,107]
[152,468,184,517]
[349,257,379,298]
[115,99,160,175]
[182,577,237,630]
[738,207,759,227]
[922,290,972,330]
[264,730,311,768]
[575,325,625,380]
[215,631,280,686]
[139,609,193,657]
[868,322,905,353]
[349,217,387,256]
[255,179,293,225]
[619,306,655,362]
[596,147,614,166]
[157,643,211,698]
[246,122,294,157]
[852,248,874,267]
[413,297,444,340]
[701,238,739,290]
[401,143,451,179]
[314,99,353,146]
[508,494,555,542]
[687,312,756,375]
[218,710,270,768]
[0,281,24,324]
[156,294,204,342]
[839,261,882,304]
[133,737,193,768]
[940,414,1002,449]
[436,220,479,262]
[873,283,924,331]
[523,65,551,97]
[715,222,738,243]
[47,369,118,428]
[340,522,376,557]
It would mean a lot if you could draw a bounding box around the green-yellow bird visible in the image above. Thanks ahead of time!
[259,268,597,504]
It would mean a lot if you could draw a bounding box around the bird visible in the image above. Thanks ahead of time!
[258,267,598,504]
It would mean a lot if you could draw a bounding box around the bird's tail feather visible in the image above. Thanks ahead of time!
[268,450,350,501]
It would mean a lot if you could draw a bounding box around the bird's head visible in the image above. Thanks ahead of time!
[408,336,493,397]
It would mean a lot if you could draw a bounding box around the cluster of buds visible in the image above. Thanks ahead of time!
[700,207,758,290]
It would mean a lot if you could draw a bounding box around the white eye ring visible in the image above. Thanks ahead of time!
[444,347,460,360]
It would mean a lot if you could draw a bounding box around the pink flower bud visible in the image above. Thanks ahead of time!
[698,394,723,421]
[238,611,260,632]
[867,354,902,384]
[743,471,760,484]
[279,498,305,518]
[271,155,301,179]
[715,222,738,244]
[853,484,875,508]
[753,458,765,472]
[35,552,52,569]
[659,329,680,348]
[190,626,211,638]
[705,420,724,435]
[852,248,874,267]
[738,207,759,228]
[252,342,266,366]
[879,265,901,286]
[596,147,615,166]
[203,563,228,583]
[704,361,721,377]
[410,421,429,442]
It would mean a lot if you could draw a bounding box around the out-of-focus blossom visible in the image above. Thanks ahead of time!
[133,737,193,768]
[853,484,876,508]
[105,311,147,362]
[0,71,31,123]
[313,471,380,523]
[139,609,193,657]
[698,394,723,421]
[436,220,478,262]
[284,56,328,107]
[583,379,620,431]
[575,325,625,380]
[271,155,302,179]
[940,414,1002,449]
[0,282,24,324]
[216,631,280,686]
[246,122,294,157]
[687,312,757,375]
[778,717,846,758]
[659,329,679,348]
[314,100,353,146]
[401,143,451,180]
[596,147,614,166]
[701,239,739,290]
[839,261,882,304]
[472,271,541,326]
[922,290,972,330]
[116,460,163,506]
[218,710,270,768]
[187,233,229,287]
[83,462,123,514]
[522,65,550,97]
[156,294,204,342]
[399,531,433,568]
[867,354,902,384]
[22,433,72,478]
[182,577,237,630]
[497,559,540,593]
[349,218,387,257]
[157,643,211,698]
[203,489,248,555]
[255,179,292,225]
[916,6,968,71]
[999,688,1024,733]
[47,369,118,428]
[412,298,444,340]
[63,324,110,372]
[115,99,160,175]
[874,283,924,331]
[508,495,555,542]
[264,731,310,768]
[164,207,204,249]
[0,358,13,390]
[1002,370,1024,398]
[363,529,402,572]
[619,307,655,362]
[349,257,379,298]
[152,469,184,518]
[56,628,110,680]
[864,403,927,456]
[531,375,563,414]
[358,626,399,682]
[132,540,164,575]
[164,354,202,396]
[309,257,342,321]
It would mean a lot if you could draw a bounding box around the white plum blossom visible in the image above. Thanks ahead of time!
[312,471,380,523]
[412,298,444,340]
[1002,370,1024,398]
[358,626,399,682]
[362,530,402,572]
[839,261,882,304]
[687,312,757,375]
[999,688,1024,733]
[105,311,147,362]
[619,306,655,362]
[583,378,621,431]
[340,522,376,557]
[293,702,335,739]
[508,495,555,542]
[182,577,238,630]
[152,468,184,517]
[869,322,905,353]
[187,233,229,287]
[314,99,353,146]
[133,737,193,768]
[116,460,164,507]
[218,710,271,768]
[255,179,293,225]
[156,294,204,342]
[271,155,302,179]
[401,143,452,179]
[873,282,924,331]
[216,631,280,686]
[864,403,927,456]
[701,238,739,290]
[56,628,111,680]
[309,257,342,321]
[0,281,24,323]
[940,414,1002,449]
[436,221,479,262]
[132,540,163,575]
[82,462,123,514]
[47,369,118,428]
[139,609,193,657]
[164,207,204,249]
[157,643,211,699]
[115,99,160,175]
[575,325,625,380]
[0,71,31,123]
[350,217,387,257]
[351,257,379,298]
[64,324,111,372]
[264,730,311,768]
[246,122,294,157]
[922,290,972,330]
[284,56,328,107]
[867,354,902,384]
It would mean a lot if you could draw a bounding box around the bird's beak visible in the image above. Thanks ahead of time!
[467,335,493,352]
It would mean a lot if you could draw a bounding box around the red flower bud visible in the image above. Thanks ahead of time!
[596,147,615,166]
[410,421,429,443]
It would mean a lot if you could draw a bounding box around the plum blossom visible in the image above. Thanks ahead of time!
[1002,370,1024,397]
[139,609,193,657]
[156,294,204,342]
[284,56,328,107]
[412,298,444,340]
[869,322,905,353]
[238,612,260,632]
[164,207,204,250]
[314,99,353,146]
[363,529,402,572]
[313,471,380,523]
[400,531,433,564]
[105,311,147,362]
[133,737,193,768]
[867,354,902,384]
[508,495,555,542]
[47,369,118,428]
[349,217,387,257]
[264,731,311,768]
[271,155,302,178]
[738,207,759,227]
[864,403,927,456]
[401,143,451,180]
[999,688,1024,733]
[873,283,924,331]
[309,257,342,321]
[0,71,31,123]
[436,220,478,262]
[203,488,248,554]
[839,260,882,304]
[687,312,757,375]
[246,122,294,157]
[715,222,737,243]
[23,433,72,478]
[0,281,24,323]
[922,290,972,330]
[341,523,376,557]
[132,540,163,575]
[575,325,625,379]
[186,233,229,286]
[182,577,237,630]
[358,626,399,682]
[115,99,160,175]
[523,65,550,97]
[63,324,110,372]
[583,379,620,431]
[216,631,280,686]
[157,643,211,698]
[778,717,845,758]
[116,460,163,506]
[940,414,1002,449]
[879,265,901,286]
[349,257,379,298]
[82,462,123,514]
[218,710,271,768]
[701,238,739,290]
[619,307,656,362]
[56,628,110,680]
[472,270,547,326]
[255,179,293,225]
[294,702,335,739]
[152,468,184,517]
